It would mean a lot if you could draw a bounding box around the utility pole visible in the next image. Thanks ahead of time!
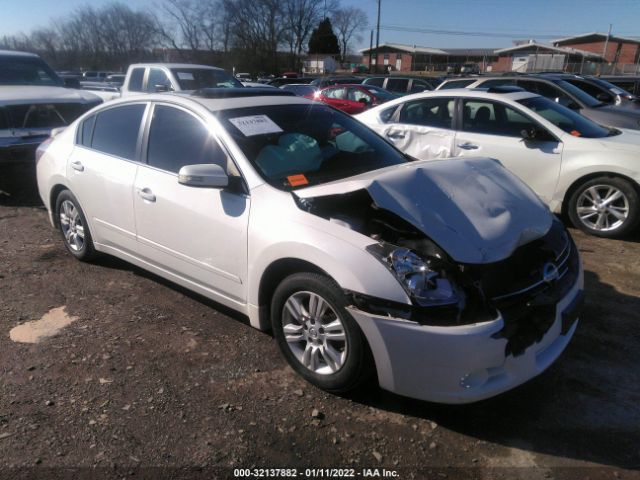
[368,30,373,73]
[602,24,612,74]
[375,0,381,73]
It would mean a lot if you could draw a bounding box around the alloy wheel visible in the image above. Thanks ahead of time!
[576,184,629,232]
[59,199,85,251]
[281,291,347,375]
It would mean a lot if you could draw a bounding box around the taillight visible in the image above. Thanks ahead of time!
[35,137,53,163]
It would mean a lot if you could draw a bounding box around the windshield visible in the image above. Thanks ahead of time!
[362,85,397,100]
[216,104,408,190]
[555,79,602,108]
[0,55,62,86]
[518,96,614,138]
[170,68,242,90]
[589,77,631,96]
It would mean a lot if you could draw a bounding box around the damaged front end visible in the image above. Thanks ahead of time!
[294,159,582,358]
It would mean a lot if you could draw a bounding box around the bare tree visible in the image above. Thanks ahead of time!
[331,6,368,63]
[223,0,285,72]
[159,0,204,52]
[281,0,324,69]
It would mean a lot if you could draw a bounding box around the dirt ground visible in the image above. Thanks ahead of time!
[1,164,639,480]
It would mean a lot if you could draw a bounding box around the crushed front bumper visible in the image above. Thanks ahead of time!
[348,264,584,404]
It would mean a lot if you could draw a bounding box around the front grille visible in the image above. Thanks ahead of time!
[6,102,95,129]
[464,219,569,301]
[464,220,580,356]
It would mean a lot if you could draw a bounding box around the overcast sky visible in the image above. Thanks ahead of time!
[0,0,638,50]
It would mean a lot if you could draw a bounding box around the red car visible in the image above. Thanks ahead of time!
[314,84,399,114]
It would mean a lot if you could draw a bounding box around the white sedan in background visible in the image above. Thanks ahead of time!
[357,88,640,238]
[36,89,582,404]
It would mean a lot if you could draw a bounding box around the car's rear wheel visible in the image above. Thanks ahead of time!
[271,272,374,393]
[55,190,97,261]
[568,176,640,238]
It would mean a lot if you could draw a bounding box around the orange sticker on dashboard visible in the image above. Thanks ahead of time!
[287,174,309,187]
[570,130,581,137]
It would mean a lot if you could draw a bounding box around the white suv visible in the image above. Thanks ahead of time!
[357,88,640,237]
[36,88,583,404]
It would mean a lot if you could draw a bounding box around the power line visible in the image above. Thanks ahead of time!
[377,24,639,40]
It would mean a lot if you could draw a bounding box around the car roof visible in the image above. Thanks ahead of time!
[102,91,314,112]
[386,88,539,103]
[128,63,224,71]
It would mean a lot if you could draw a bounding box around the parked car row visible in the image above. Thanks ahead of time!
[6,48,640,406]
[437,73,640,130]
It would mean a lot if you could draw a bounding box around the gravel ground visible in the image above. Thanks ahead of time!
[1,164,639,480]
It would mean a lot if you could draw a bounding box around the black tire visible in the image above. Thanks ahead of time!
[55,190,97,262]
[567,176,640,238]
[271,272,374,393]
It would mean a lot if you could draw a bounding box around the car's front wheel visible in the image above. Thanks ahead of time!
[55,190,97,261]
[568,176,640,238]
[271,272,374,393]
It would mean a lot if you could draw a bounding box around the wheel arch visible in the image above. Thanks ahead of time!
[50,183,70,227]
[256,257,331,331]
[561,171,640,217]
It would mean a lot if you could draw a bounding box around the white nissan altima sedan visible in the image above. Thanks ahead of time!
[36,88,583,404]
[356,87,640,238]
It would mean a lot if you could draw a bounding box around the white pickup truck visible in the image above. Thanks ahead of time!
[121,63,242,96]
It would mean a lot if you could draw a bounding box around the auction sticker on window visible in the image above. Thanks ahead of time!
[229,115,283,137]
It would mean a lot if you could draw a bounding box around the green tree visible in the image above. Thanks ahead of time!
[308,18,340,56]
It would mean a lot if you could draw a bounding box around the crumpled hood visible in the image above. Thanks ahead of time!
[296,157,553,264]
[0,86,101,105]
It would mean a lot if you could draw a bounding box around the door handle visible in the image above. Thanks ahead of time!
[71,161,84,172]
[138,188,156,203]
[386,132,406,140]
[457,142,478,150]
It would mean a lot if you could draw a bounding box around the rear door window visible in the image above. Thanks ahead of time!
[379,105,399,123]
[386,78,409,93]
[80,115,96,147]
[348,88,373,103]
[462,99,539,137]
[324,87,346,99]
[127,68,145,92]
[91,104,146,160]
[399,98,455,129]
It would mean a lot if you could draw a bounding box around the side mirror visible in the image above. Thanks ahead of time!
[521,127,549,141]
[178,164,228,188]
[521,127,553,142]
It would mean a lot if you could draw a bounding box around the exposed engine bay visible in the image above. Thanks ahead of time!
[295,188,580,357]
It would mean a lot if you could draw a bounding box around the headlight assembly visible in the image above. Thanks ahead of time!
[367,243,462,307]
